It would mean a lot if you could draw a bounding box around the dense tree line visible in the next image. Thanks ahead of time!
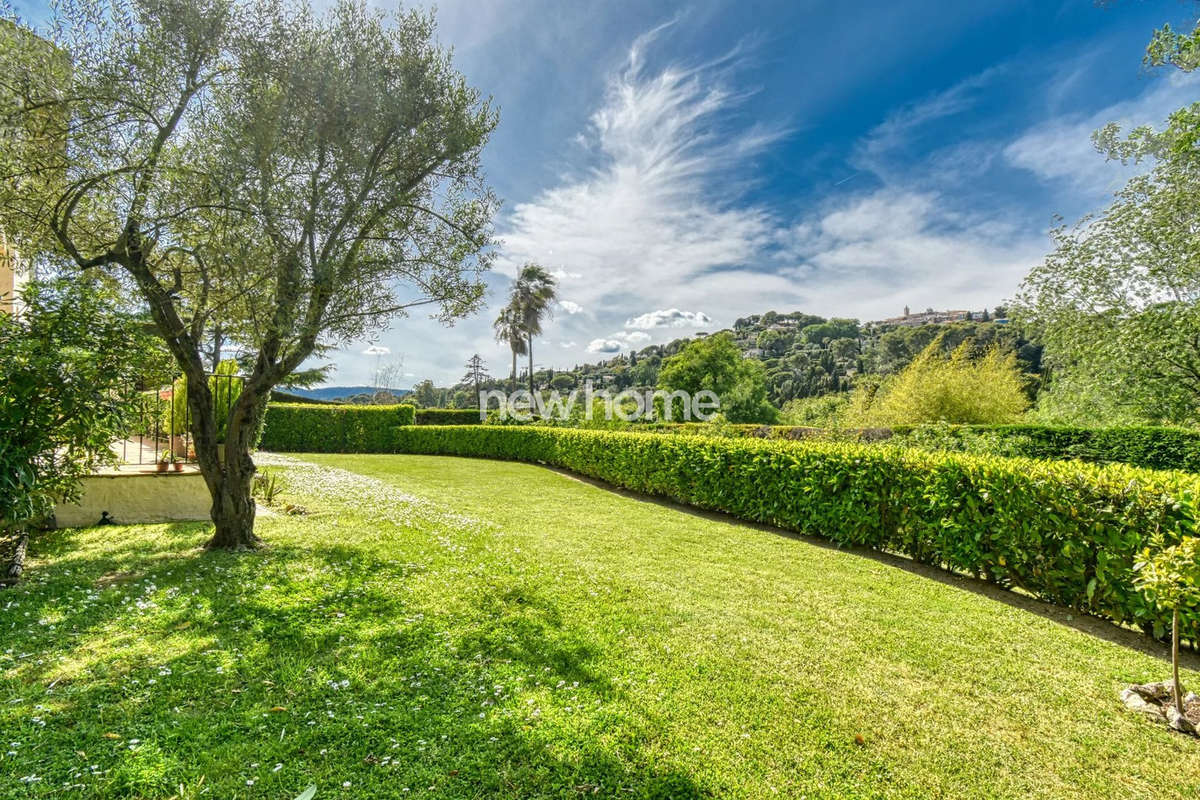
[479,309,1043,411]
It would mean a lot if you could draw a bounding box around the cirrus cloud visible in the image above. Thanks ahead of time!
[495,24,788,317]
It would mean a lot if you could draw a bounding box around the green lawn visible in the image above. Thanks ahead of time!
[2,453,1198,798]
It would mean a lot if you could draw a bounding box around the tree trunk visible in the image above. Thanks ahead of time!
[207,465,259,550]
[209,325,224,372]
[188,371,269,550]
[527,333,534,397]
[511,347,517,390]
[1,529,28,587]
[1173,606,1184,714]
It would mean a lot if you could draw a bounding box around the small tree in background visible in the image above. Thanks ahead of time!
[658,333,777,423]
[846,338,1029,427]
[493,305,528,390]
[509,264,557,396]
[460,353,489,404]
[412,380,439,408]
[1134,537,1200,717]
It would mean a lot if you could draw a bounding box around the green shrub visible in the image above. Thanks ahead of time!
[391,425,1200,640]
[890,424,1200,472]
[259,404,415,452]
[651,421,1200,473]
[1,280,151,531]
[414,408,482,425]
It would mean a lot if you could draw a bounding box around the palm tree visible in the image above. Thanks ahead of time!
[493,303,526,389]
[511,263,557,396]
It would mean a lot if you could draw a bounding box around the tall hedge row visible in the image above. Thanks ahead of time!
[414,408,482,425]
[259,404,415,452]
[392,425,1200,640]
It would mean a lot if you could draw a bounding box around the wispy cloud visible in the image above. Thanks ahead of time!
[496,24,788,312]
[854,67,1005,182]
[779,189,1044,320]
[1004,71,1200,198]
[559,300,584,314]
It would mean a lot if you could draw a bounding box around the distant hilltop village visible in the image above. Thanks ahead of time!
[873,305,1008,328]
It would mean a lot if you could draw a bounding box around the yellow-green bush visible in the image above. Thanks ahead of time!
[847,340,1029,426]
[392,425,1200,640]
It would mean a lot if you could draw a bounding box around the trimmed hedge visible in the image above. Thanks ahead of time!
[892,424,1200,473]
[392,425,1200,641]
[647,422,1200,473]
[414,408,483,425]
[259,404,415,452]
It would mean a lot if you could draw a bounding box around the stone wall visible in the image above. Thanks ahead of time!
[54,471,211,528]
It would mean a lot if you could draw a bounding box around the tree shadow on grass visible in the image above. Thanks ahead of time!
[1,523,709,799]
[545,466,1200,670]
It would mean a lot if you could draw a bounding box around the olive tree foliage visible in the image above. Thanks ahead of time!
[0,0,498,548]
[1014,15,1200,426]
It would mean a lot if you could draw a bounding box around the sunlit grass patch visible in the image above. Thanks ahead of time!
[1,452,1198,798]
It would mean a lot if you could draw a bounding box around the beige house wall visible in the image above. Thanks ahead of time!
[0,230,24,315]
[54,472,213,528]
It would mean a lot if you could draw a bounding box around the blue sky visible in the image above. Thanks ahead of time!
[16,0,1200,386]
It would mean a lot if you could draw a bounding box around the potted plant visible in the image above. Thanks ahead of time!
[172,458,184,472]
[1126,536,1200,735]
[156,450,171,473]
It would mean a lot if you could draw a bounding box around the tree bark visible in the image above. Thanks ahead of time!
[209,325,224,372]
[1,529,28,587]
[188,367,270,550]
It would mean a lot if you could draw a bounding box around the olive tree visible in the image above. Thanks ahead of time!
[0,0,497,548]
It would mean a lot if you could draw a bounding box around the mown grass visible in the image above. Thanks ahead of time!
[2,452,1198,798]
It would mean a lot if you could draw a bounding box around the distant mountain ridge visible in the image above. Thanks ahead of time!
[284,385,412,402]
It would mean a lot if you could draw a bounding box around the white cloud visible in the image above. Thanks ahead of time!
[361,345,391,356]
[559,340,577,348]
[615,330,651,344]
[778,189,1045,321]
[559,300,584,314]
[1004,71,1200,198]
[551,269,582,281]
[587,338,624,354]
[495,26,788,319]
[625,308,712,329]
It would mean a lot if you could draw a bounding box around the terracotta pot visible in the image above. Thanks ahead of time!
[156,462,169,473]
[172,461,184,472]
